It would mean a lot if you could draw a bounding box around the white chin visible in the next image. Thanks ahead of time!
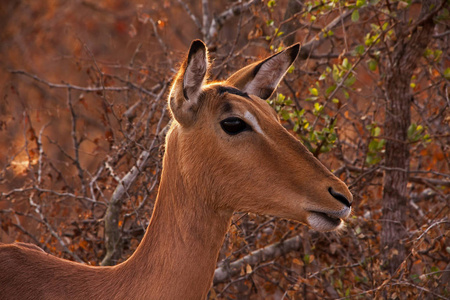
[307,213,343,232]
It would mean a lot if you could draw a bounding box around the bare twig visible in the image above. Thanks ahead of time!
[207,0,258,43]
[28,194,84,263]
[176,0,202,32]
[67,88,86,196]
[10,70,156,96]
[36,122,50,185]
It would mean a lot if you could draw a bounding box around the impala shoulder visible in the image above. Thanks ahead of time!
[0,243,47,268]
[0,242,44,254]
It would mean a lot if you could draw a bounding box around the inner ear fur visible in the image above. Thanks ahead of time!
[169,40,209,127]
[226,43,300,100]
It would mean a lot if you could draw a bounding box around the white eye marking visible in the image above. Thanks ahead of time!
[244,111,264,136]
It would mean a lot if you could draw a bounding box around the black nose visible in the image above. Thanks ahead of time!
[328,187,351,207]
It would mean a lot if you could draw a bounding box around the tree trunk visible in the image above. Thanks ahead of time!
[381,0,439,274]
[280,0,304,46]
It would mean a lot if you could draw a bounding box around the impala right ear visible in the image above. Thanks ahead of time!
[169,40,208,127]
[226,43,300,100]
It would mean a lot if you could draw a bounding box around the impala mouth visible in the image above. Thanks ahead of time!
[307,211,345,232]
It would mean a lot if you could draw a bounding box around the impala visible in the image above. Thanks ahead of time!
[0,40,352,299]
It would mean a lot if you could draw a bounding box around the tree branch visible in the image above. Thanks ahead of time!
[207,0,258,43]
[214,235,302,284]
[10,70,156,96]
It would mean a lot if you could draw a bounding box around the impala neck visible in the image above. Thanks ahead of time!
[119,133,233,299]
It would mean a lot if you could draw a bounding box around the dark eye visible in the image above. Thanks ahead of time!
[220,117,250,135]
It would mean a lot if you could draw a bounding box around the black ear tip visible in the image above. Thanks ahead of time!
[189,40,207,54]
[287,43,300,61]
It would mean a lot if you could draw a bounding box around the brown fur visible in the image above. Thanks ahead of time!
[0,40,352,299]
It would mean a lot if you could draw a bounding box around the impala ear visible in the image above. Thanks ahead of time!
[169,40,208,126]
[226,43,300,100]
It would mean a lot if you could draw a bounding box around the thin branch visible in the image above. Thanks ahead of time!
[202,0,210,39]
[36,122,50,185]
[176,0,202,32]
[28,194,84,263]
[299,9,353,59]
[10,70,156,96]
[149,18,169,58]
[344,164,450,187]
[0,186,102,205]
[67,88,86,196]
[415,218,449,242]
[207,0,258,42]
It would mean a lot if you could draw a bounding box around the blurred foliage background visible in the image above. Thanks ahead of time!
[0,0,449,299]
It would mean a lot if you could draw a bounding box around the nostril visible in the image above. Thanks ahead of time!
[328,187,351,208]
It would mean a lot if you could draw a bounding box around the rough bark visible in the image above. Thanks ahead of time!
[381,0,440,274]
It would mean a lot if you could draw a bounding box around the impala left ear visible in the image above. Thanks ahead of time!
[226,43,300,100]
[169,40,209,127]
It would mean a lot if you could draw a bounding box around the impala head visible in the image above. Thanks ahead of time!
[167,40,352,232]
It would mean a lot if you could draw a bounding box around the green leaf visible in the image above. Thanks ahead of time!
[344,75,356,87]
[368,59,377,71]
[313,102,323,115]
[354,45,365,56]
[277,93,286,103]
[364,33,374,46]
[332,65,340,82]
[430,266,440,274]
[325,84,336,96]
[342,58,350,69]
[434,49,442,62]
[287,65,295,74]
[372,126,381,137]
[280,109,290,121]
[352,10,360,22]
[368,139,379,151]
[366,153,381,165]
[444,67,450,80]
[407,123,417,139]
[343,90,350,99]
[303,254,311,264]
[356,0,366,7]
